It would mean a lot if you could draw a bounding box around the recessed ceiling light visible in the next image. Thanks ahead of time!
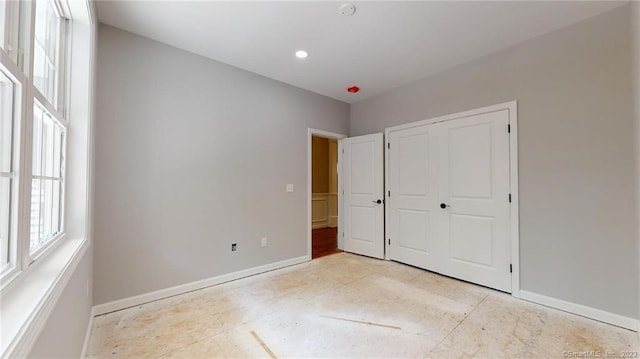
[295,50,308,59]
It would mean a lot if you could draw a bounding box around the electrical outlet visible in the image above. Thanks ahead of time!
[261,237,268,247]
[231,243,237,251]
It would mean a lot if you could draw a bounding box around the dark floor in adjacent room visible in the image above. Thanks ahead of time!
[312,227,341,259]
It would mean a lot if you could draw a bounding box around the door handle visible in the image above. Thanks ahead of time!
[372,199,383,204]
[440,203,450,209]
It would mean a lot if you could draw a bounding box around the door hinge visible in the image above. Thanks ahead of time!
[509,193,512,203]
[510,264,513,273]
[387,143,390,149]
[508,124,511,133]
[342,149,344,154]
[388,238,390,245]
[388,190,391,197]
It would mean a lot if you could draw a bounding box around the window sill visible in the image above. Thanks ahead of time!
[0,237,89,358]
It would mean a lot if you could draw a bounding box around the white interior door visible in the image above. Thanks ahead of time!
[388,109,511,292]
[438,110,511,292]
[343,133,384,259]
[388,126,440,270]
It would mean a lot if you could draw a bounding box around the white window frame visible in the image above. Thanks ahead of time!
[31,0,67,111]
[0,58,24,287]
[0,0,93,355]
[24,0,68,265]
[28,100,66,260]
[0,0,70,288]
[0,0,21,65]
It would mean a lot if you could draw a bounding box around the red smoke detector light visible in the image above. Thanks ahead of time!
[347,86,360,94]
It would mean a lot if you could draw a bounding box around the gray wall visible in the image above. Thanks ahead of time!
[94,25,350,305]
[351,6,637,318]
[29,250,93,358]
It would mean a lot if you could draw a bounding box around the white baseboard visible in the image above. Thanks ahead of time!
[79,307,96,358]
[519,290,638,331]
[92,256,309,316]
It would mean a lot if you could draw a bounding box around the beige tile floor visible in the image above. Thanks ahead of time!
[87,253,640,358]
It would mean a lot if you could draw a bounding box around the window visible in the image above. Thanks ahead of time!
[33,0,63,106]
[0,0,91,354]
[0,1,6,49]
[0,0,20,66]
[0,69,15,273]
[0,0,70,284]
[28,0,67,256]
[29,103,64,254]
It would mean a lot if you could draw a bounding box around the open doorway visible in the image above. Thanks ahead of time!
[307,129,346,260]
[311,135,340,258]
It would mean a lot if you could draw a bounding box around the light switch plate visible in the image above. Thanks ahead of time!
[286,184,294,192]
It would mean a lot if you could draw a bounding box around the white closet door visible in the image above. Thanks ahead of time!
[437,109,511,292]
[343,133,384,259]
[388,125,440,271]
[387,109,512,292]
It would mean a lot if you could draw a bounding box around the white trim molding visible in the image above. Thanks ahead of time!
[520,290,638,331]
[92,255,309,316]
[311,192,338,229]
[311,193,330,229]
[506,101,520,298]
[327,192,339,228]
[80,307,96,358]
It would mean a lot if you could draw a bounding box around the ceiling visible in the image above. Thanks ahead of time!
[96,1,626,104]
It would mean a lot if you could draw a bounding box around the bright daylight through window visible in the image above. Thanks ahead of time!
[0,69,14,273]
[30,103,64,253]
[0,0,92,355]
[0,0,68,284]
[33,0,61,106]
[0,1,6,50]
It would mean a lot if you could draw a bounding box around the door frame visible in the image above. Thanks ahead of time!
[307,128,347,261]
[384,101,520,297]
